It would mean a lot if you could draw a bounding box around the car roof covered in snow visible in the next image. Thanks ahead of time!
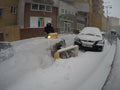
[80,27,101,36]
[77,27,103,41]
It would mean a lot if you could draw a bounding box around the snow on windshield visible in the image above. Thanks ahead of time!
[80,27,102,37]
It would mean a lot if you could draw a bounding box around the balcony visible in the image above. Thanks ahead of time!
[75,2,89,12]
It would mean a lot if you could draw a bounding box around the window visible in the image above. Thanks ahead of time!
[65,10,67,14]
[31,4,38,10]
[68,11,71,14]
[11,6,16,14]
[72,12,74,15]
[39,4,45,11]
[31,3,52,12]
[64,22,71,32]
[0,8,2,16]
[61,9,64,14]
[30,16,52,28]
[46,5,52,11]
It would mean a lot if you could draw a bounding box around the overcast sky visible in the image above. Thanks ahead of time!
[103,0,120,18]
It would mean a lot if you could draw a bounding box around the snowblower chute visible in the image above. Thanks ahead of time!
[50,39,79,60]
[54,45,79,60]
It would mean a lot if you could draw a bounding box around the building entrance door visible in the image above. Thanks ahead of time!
[64,22,71,33]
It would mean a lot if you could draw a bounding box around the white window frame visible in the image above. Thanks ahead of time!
[64,22,71,32]
[11,6,16,14]
[39,4,45,11]
[61,9,64,14]
[65,10,67,14]
[46,5,52,12]
[31,3,39,11]
[31,3,52,12]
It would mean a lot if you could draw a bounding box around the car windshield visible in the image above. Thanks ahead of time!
[81,33,100,37]
[96,35,101,37]
[85,33,95,36]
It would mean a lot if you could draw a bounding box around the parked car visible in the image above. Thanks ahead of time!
[74,27,104,51]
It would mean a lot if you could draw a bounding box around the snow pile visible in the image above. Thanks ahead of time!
[0,37,62,90]
[0,42,14,62]
[0,35,116,90]
[102,38,120,90]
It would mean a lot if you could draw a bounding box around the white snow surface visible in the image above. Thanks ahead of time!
[0,34,116,90]
[103,38,120,90]
[77,27,102,41]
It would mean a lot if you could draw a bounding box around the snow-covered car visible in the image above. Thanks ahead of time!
[74,27,104,51]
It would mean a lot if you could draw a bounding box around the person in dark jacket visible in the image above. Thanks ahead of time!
[44,21,54,35]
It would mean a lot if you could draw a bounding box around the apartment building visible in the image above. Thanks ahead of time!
[57,0,77,33]
[109,17,120,27]
[18,0,58,39]
[74,0,93,27]
[0,0,18,28]
[0,0,20,41]
[57,0,91,33]
[75,1,90,30]
[0,0,107,41]
[91,0,106,31]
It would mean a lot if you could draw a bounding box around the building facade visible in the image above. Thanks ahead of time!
[0,0,18,28]
[91,0,105,31]
[75,1,90,30]
[19,0,58,29]
[0,0,20,41]
[57,0,91,33]
[17,0,58,39]
[109,17,120,27]
[58,0,77,33]
[0,0,107,41]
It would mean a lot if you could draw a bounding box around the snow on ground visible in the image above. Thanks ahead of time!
[103,38,120,90]
[0,34,116,90]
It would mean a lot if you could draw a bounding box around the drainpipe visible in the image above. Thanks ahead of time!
[17,0,25,28]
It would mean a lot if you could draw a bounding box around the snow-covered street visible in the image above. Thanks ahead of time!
[0,34,119,90]
[102,38,120,90]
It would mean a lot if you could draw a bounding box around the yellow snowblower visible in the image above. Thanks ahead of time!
[54,45,79,60]
[47,33,58,39]
[50,39,79,60]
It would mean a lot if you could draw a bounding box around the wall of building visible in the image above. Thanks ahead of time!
[0,25,20,41]
[109,17,120,27]
[59,0,76,15]
[0,0,20,41]
[91,13,107,32]
[75,2,89,12]
[91,14,102,29]
[24,3,58,29]
[102,15,107,31]
[0,0,18,28]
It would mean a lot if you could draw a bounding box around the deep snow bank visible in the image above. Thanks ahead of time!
[0,35,76,90]
[0,35,116,90]
[5,40,116,90]
[0,37,62,90]
[0,42,14,63]
[102,38,120,90]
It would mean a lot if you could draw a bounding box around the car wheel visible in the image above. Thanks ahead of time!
[98,47,103,52]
